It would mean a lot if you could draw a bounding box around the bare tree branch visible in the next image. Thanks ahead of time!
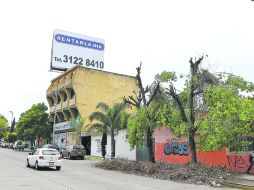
[147,83,160,107]
[136,63,147,106]
[166,85,188,123]
[122,97,136,107]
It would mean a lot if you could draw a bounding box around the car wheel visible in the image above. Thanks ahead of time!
[61,153,64,158]
[68,154,72,160]
[81,156,84,160]
[26,159,30,167]
[56,166,61,171]
[35,161,40,170]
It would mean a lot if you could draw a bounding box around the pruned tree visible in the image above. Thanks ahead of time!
[156,55,219,163]
[123,63,161,163]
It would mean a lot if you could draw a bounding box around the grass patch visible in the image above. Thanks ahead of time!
[85,156,104,161]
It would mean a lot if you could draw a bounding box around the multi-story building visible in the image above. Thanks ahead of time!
[46,66,137,155]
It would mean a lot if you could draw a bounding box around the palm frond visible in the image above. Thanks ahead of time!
[96,102,110,112]
[112,103,128,119]
[89,111,111,126]
[88,123,107,134]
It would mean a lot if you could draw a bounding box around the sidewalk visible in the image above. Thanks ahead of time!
[224,174,254,189]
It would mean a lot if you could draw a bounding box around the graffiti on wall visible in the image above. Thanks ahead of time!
[163,141,189,156]
[227,155,249,169]
[54,132,66,148]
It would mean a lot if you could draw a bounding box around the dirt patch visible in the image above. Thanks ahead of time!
[94,159,233,187]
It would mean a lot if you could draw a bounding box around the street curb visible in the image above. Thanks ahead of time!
[224,177,254,189]
[224,182,254,190]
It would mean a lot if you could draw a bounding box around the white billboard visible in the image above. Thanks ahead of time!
[51,29,105,71]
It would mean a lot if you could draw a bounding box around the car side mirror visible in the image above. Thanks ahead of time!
[29,152,33,155]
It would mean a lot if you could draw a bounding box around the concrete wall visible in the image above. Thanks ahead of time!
[154,127,252,174]
[91,135,111,158]
[115,130,136,160]
[91,130,136,160]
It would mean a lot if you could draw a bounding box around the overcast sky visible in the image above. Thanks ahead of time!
[0,0,253,123]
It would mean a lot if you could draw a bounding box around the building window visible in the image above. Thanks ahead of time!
[63,93,67,101]
[57,95,61,104]
[70,89,75,99]
[71,108,79,118]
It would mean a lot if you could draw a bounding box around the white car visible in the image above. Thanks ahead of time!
[26,148,62,170]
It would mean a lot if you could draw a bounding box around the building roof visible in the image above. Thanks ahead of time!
[50,65,136,82]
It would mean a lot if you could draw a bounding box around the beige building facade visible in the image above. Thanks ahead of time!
[46,66,137,154]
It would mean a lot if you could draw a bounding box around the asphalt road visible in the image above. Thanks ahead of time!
[0,148,234,190]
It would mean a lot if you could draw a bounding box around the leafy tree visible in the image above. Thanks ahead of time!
[123,63,161,163]
[198,75,254,151]
[89,102,129,159]
[16,103,50,147]
[156,56,254,163]
[6,132,17,143]
[0,114,8,139]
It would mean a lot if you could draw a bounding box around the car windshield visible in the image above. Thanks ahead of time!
[43,144,58,148]
[73,145,84,150]
[42,150,59,155]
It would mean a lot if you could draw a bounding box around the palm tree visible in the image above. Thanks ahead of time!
[69,117,88,145]
[89,102,129,159]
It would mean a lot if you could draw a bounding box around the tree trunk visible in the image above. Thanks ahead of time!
[111,128,115,159]
[189,130,197,163]
[147,128,155,163]
[101,132,107,159]
[31,141,34,150]
[37,136,40,147]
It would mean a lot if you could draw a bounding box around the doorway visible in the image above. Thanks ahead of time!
[81,136,91,155]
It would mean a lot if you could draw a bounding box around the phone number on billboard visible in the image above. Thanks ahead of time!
[53,55,104,69]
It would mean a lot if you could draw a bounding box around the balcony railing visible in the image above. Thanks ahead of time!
[55,103,62,111]
[58,81,65,90]
[62,100,69,109]
[69,97,76,107]
[50,105,56,113]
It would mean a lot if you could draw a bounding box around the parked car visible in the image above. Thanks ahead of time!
[2,142,10,148]
[60,145,86,160]
[42,144,59,151]
[8,143,14,149]
[26,148,62,170]
[13,141,25,150]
